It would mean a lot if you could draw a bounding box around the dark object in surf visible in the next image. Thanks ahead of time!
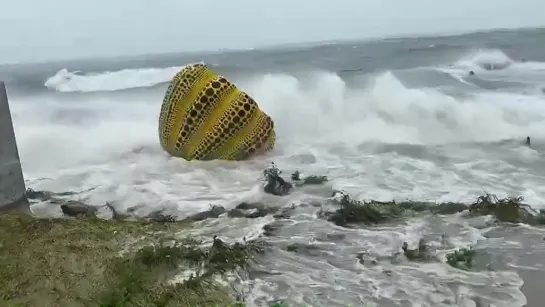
[291,170,301,181]
[468,70,475,76]
[445,247,476,271]
[321,191,405,227]
[60,201,98,217]
[262,163,292,196]
[228,202,279,218]
[187,205,226,221]
[467,193,545,225]
[60,201,128,220]
[291,170,328,186]
[402,239,435,262]
[526,136,531,146]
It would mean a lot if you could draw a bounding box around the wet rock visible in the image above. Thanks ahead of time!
[262,221,284,237]
[187,205,226,221]
[228,202,279,219]
[272,204,296,219]
[227,209,246,218]
[291,170,328,186]
[290,170,301,181]
[356,252,379,265]
[262,163,292,196]
[302,175,328,185]
[60,201,98,217]
[285,243,323,256]
[235,202,263,210]
[402,239,436,262]
[146,210,177,223]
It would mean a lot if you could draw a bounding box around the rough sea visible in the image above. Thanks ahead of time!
[2,27,545,307]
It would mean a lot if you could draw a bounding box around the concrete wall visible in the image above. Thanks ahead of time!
[0,81,29,213]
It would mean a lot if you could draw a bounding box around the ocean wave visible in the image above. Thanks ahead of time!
[440,48,545,74]
[42,48,545,95]
[44,66,186,92]
[15,66,545,179]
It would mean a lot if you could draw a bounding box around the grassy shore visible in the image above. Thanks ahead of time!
[4,169,545,307]
[0,213,264,307]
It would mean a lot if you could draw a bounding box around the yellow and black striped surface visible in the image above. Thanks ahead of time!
[158,64,276,161]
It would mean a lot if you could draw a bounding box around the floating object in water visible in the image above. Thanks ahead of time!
[526,136,531,146]
[158,64,276,161]
[262,162,292,196]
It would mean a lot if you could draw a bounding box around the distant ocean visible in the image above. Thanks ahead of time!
[3,27,545,306]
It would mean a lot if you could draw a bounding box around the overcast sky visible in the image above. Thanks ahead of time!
[0,0,543,64]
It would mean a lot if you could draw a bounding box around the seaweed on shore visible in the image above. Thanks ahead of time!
[321,190,545,227]
[468,193,545,225]
[320,191,406,226]
[445,248,477,271]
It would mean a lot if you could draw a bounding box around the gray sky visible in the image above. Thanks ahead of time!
[1,0,544,64]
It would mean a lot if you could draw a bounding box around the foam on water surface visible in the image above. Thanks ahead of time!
[7,33,545,306]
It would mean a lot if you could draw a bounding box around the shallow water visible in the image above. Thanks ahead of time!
[3,27,545,306]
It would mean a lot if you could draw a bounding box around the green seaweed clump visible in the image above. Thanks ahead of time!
[322,191,405,227]
[291,170,328,186]
[468,193,545,225]
[445,247,476,271]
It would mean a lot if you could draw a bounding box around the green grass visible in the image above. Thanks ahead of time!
[0,213,262,307]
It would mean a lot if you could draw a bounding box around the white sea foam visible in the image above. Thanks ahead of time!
[12,47,545,306]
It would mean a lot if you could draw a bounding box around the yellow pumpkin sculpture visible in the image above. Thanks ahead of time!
[158,64,276,161]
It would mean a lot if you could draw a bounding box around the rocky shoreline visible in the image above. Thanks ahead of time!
[3,163,545,306]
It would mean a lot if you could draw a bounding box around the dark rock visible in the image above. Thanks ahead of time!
[291,170,301,181]
[262,221,284,237]
[235,202,264,210]
[262,163,292,196]
[285,243,323,256]
[356,252,379,265]
[401,239,436,262]
[273,204,296,219]
[227,209,246,218]
[302,175,328,185]
[146,210,177,223]
[245,210,272,219]
[187,205,226,221]
[228,202,279,219]
[291,170,328,186]
[60,201,97,217]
